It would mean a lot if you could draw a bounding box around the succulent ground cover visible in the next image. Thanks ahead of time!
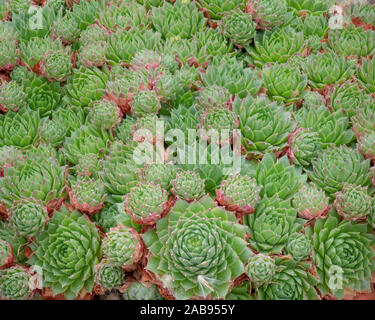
[0,0,374,301]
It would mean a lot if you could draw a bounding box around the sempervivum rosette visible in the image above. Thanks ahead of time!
[61,125,111,165]
[255,257,319,300]
[0,239,13,270]
[69,176,107,215]
[246,254,276,287]
[285,233,313,262]
[247,0,288,29]
[244,197,304,254]
[122,282,164,300]
[28,206,102,300]
[220,9,256,47]
[94,261,124,292]
[0,155,67,212]
[352,102,375,139]
[306,211,375,299]
[0,146,23,176]
[233,95,296,159]
[102,224,143,270]
[141,163,176,192]
[262,62,308,105]
[0,266,35,300]
[302,51,355,89]
[88,99,122,131]
[255,153,307,200]
[142,196,252,299]
[333,184,373,221]
[246,27,305,67]
[39,49,73,82]
[8,198,47,238]
[129,89,161,117]
[196,85,231,110]
[170,171,206,202]
[195,0,247,20]
[287,128,323,167]
[309,145,371,197]
[0,107,40,148]
[215,174,262,215]
[123,183,171,226]
[0,80,27,113]
[357,56,375,94]
[358,132,375,162]
[292,184,330,220]
[64,66,110,110]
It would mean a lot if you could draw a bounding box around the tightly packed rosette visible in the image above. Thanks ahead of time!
[0,266,35,300]
[102,224,143,270]
[244,197,304,254]
[0,154,67,212]
[28,206,102,299]
[255,257,319,300]
[215,174,261,215]
[142,196,252,299]
[306,211,375,299]
[94,261,124,292]
[124,182,171,226]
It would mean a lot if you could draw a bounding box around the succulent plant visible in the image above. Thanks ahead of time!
[51,12,81,43]
[326,81,368,118]
[141,163,176,192]
[152,1,205,40]
[195,0,247,20]
[102,224,143,269]
[215,174,261,215]
[220,10,256,47]
[79,24,109,46]
[122,282,163,300]
[196,85,231,110]
[123,182,169,225]
[352,103,375,138]
[78,41,108,68]
[0,107,40,148]
[198,106,238,144]
[288,129,323,167]
[294,105,355,148]
[69,175,107,215]
[0,266,33,300]
[303,14,328,38]
[225,281,252,300]
[285,0,332,15]
[28,206,102,299]
[303,51,355,89]
[40,119,67,148]
[292,183,330,220]
[94,261,124,290]
[309,145,371,196]
[246,254,276,287]
[233,95,296,158]
[142,196,252,299]
[247,0,288,29]
[306,211,375,299]
[52,105,86,136]
[357,56,375,94]
[286,233,312,262]
[39,49,72,82]
[246,27,305,67]
[302,91,325,108]
[93,203,141,234]
[170,170,206,202]
[9,198,47,237]
[244,197,304,254]
[194,28,233,59]
[201,55,262,99]
[75,153,101,179]
[0,221,28,264]
[358,132,375,162]
[129,89,161,117]
[328,26,375,58]
[255,153,307,200]
[0,38,19,72]
[100,141,139,203]
[0,238,13,269]
[23,74,62,117]
[88,99,122,131]
[262,62,307,104]
[0,146,22,171]
[64,66,109,109]
[333,184,373,221]
[255,257,318,300]
[61,125,111,165]
[0,153,66,209]
[0,80,27,113]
